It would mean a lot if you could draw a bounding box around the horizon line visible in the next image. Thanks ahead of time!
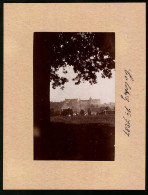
[50,98,115,103]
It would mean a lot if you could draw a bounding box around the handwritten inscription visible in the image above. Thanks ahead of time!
[121,70,134,136]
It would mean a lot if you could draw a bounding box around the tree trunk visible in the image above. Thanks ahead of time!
[33,33,50,129]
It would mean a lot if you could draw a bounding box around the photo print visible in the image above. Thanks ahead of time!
[33,32,115,160]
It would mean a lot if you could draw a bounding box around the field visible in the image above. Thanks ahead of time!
[34,115,115,161]
[50,115,115,126]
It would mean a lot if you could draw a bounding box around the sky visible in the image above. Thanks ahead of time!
[50,66,115,104]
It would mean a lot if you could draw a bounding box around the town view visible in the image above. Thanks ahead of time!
[50,98,115,125]
[34,32,115,160]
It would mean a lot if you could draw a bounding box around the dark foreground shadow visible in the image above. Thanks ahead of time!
[34,122,115,161]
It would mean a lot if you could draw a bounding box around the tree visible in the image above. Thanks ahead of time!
[50,32,115,90]
[105,106,109,111]
[61,108,73,116]
[33,32,115,128]
[80,109,85,116]
[88,108,91,115]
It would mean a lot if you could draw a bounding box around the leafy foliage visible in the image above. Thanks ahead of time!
[88,108,91,115]
[80,109,85,116]
[50,32,115,89]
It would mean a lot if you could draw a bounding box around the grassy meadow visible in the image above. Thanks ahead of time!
[34,115,115,161]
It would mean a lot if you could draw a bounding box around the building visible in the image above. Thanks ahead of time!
[61,97,100,113]
[89,97,100,105]
[103,110,115,115]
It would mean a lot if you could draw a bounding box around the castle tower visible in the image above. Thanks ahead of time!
[89,97,92,105]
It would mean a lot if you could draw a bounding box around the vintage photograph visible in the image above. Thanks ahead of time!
[34,32,115,160]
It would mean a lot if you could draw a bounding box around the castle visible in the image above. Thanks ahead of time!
[61,97,100,113]
[50,98,115,115]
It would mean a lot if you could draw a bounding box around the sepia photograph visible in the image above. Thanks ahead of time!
[34,32,115,161]
[3,2,146,189]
